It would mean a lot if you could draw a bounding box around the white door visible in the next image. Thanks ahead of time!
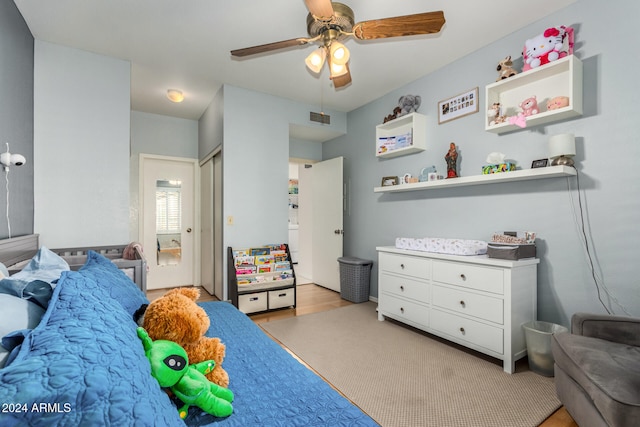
[141,155,197,290]
[199,152,223,298]
[213,153,223,299]
[200,159,214,295]
[310,157,344,291]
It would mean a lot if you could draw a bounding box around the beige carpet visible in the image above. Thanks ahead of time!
[261,302,561,427]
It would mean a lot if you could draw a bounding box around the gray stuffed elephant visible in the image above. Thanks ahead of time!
[397,95,421,117]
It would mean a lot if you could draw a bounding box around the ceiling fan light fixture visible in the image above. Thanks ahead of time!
[166,89,184,103]
[329,41,350,65]
[305,47,327,73]
[329,60,348,78]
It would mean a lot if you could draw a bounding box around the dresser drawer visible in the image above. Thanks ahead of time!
[379,295,429,327]
[268,288,295,309]
[380,273,429,304]
[432,285,503,324]
[431,309,503,354]
[433,260,504,294]
[379,252,431,279]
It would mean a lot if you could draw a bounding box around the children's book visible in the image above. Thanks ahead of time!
[250,247,270,256]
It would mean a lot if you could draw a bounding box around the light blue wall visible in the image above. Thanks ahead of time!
[131,111,198,158]
[33,41,131,248]
[290,138,323,161]
[323,0,640,325]
[198,86,224,159]
[214,85,346,286]
[0,1,33,239]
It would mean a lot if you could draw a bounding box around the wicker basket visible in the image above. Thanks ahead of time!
[338,257,373,303]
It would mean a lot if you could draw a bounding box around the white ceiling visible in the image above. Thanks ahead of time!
[15,0,576,124]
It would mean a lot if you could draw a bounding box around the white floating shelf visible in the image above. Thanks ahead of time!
[485,55,583,134]
[376,112,426,158]
[374,165,576,193]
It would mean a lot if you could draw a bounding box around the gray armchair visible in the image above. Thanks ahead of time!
[551,312,640,427]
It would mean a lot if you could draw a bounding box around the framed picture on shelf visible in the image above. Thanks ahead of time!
[438,87,479,124]
[531,158,549,168]
[381,176,399,186]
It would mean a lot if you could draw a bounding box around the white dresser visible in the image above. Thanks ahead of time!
[376,246,539,373]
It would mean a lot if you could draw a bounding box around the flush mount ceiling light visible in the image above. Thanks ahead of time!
[166,89,184,103]
[231,1,445,89]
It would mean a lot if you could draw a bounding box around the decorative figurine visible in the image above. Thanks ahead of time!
[445,142,458,178]
[419,165,437,182]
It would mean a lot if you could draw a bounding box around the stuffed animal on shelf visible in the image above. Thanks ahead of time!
[383,106,402,123]
[487,102,507,126]
[397,94,421,117]
[140,287,229,388]
[546,96,570,110]
[496,55,518,81]
[137,327,234,419]
[522,26,574,71]
[519,96,539,116]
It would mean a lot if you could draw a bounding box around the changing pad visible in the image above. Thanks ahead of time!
[396,237,488,256]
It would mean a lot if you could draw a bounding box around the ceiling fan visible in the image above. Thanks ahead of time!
[230,0,445,88]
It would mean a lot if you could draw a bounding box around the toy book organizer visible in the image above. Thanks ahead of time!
[227,244,296,314]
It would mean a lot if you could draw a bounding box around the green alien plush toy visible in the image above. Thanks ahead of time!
[137,327,234,419]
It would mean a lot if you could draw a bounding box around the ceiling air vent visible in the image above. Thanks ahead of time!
[310,111,330,125]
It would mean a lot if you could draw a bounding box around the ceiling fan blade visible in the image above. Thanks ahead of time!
[304,0,335,20]
[231,38,309,57]
[353,11,445,40]
[331,63,352,88]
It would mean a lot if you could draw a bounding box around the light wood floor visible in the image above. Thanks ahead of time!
[146,284,577,427]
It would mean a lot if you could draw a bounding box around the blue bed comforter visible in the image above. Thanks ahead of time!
[0,270,184,427]
[0,251,377,426]
[188,302,378,426]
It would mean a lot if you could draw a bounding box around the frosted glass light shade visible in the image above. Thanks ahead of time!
[329,60,348,78]
[329,41,350,65]
[549,133,576,158]
[305,48,326,73]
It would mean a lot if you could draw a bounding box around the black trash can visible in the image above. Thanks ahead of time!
[337,257,373,303]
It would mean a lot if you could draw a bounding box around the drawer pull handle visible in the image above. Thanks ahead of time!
[400,285,405,291]
[459,300,466,307]
[400,307,404,313]
[460,274,466,281]
[400,263,405,269]
[278,293,287,297]
[250,297,259,302]
[459,327,465,334]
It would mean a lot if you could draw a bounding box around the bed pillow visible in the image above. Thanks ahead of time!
[0,271,184,426]
[0,247,69,308]
[0,294,46,368]
[78,250,148,316]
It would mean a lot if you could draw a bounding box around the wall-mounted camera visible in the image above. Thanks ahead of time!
[0,151,26,170]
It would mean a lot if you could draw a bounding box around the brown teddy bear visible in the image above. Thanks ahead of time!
[141,287,229,388]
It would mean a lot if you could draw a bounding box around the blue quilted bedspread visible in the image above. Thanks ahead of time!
[187,302,378,426]
[0,270,184,427]
[0,259,377,426]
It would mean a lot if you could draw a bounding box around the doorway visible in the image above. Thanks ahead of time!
[298,156,344,292]
[140,154,198,290]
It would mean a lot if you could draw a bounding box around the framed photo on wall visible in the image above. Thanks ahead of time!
[531,158,549,168]
[381,176,399,186]
[438,87,479,124]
